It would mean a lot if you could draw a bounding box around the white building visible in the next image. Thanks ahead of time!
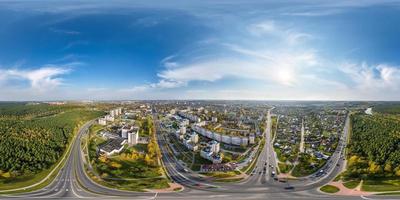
[98,118,107,125]
[192,125,251,146]
[110,110,116,117]
[178,111,201,123]
[209,140,220,153]
[105,115,114,122]
[212,117,218,122]
[180,126,186,135]
[175,130,184,140]
[181,119,190,127]
[128,131,139,146]
[121,127,130,138]
[183,132,199,151]
[200,141,222,164]
[249,134,255,144]
[190,132,199,143]
[241,137,249,146]
[231,136,241,146]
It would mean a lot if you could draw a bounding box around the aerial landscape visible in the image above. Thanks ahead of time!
[0,1,400,200]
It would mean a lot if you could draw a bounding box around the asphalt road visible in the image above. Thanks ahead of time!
[1,114,399,200]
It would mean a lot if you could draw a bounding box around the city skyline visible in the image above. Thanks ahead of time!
[1,0,400,101]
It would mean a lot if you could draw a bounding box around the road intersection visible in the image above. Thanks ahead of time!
[0,112,397,200]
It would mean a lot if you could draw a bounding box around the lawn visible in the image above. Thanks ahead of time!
[95,157,162,179]
[278,162,292,173]
[191,153,212,171]
[201,171,239,178]
[343,180,360,189]
[89,172,169,192]
[320,185,340,193]
[362,178,400,192]
[291,154,325,177]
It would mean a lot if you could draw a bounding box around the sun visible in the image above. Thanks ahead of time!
[277,69,294,85]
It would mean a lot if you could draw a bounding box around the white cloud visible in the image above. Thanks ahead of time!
[150,79,186,89]
[248,20,277,35]
[156,48,319,87]
[248,20,312,45]
[340,62,400,91]
[0,66,71,90]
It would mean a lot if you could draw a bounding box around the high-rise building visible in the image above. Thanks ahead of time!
[128,131,138,146]
[209,140,220,153]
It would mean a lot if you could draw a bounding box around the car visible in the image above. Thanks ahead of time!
[284,186,295,190]
[279,179,287,183]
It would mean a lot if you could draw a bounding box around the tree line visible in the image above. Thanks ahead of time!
[0,104,103,178]
[346,114,400,178]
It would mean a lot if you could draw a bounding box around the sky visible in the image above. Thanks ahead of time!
[1,0,400,101]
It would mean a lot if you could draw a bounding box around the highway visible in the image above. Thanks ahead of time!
[1,113,398,200]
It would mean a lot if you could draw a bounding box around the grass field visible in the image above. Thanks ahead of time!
[362,178,400,192]
[320,185,340,193]
[88,170,169,192]
[201,171,240,178]
[343,180,360,189]
[214,177,244,183]
[278,162,292,173]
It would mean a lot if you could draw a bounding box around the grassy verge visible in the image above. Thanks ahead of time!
[362,178,400,192]
[200,171,239,178]
[343,180,360,189]
[377,192,400,195]
[87,169,169,192]
[320,185,340,193]
[278,162,292,174]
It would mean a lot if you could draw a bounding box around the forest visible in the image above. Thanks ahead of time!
[0,103,104,178]
[346,114,400,178]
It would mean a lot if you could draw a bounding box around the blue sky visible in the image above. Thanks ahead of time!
[1,0,400,101]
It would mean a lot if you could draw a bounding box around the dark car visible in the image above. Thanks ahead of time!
[284,186,294,190]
